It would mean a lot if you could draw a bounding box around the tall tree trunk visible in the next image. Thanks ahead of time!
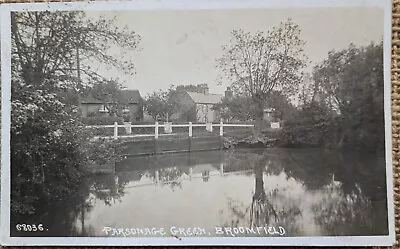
[253,116,263,142]
[251,159,267,227]
[252,97,265,142]
[254,163,265,201]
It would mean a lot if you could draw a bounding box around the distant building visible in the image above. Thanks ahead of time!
[79,89,143,122]
[263,107,276,122]
[79,95,108,117]
[263,107,282,123]
[171,85,224,123]
[263,107,281,129]
[120,90,143,122]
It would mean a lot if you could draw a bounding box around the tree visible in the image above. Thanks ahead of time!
[175,84,207,93]
[86,79,127,116]
[312,42,384,152]
[217,19,307,139]
[10,11,140,216]
[280,43,384,153]
[144,84,207,122]
[297,72,315,106]
[213,91,297,123]
[144,87,176,121]
[265,90,298,121]
[89,79,124,103]
[11,11,140,92]
[213,95,255,122]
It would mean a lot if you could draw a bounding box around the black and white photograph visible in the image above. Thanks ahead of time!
[0,0,395,246]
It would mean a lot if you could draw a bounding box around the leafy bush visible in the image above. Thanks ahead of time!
[81,115,123,125]
[11,78,122,216]
[278,104,335,148]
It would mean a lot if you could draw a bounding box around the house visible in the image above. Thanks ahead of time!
[186,91,223,123]
[79,95,108,117]
[172,85,223,123]
[79,89,143,122]
[119,90,143,122]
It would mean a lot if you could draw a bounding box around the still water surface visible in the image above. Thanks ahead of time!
[12,148,388,237]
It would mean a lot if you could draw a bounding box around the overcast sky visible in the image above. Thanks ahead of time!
[86,7,383,96]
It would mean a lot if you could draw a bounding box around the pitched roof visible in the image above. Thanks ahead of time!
[80,90,141,104]
[80,95,103,104]
[191,164,219,174]
[186,91,223,104]
[121,90,141,104]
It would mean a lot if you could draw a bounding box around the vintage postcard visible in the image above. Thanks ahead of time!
[0,0,395,246]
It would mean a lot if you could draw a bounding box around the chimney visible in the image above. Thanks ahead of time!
[225,87,233,99]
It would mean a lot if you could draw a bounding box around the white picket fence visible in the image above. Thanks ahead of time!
[86,121,254,140]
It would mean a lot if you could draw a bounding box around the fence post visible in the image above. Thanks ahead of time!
[155,170,159,184]
[155,122,159,139]
[206,122,213,132]
[188,122,192,152]
[154,122,159,155]
[164,122,172,134]
[114,122,118,140]
[188,122,193,137]
[126,122,132,135]
[219,120,223,149]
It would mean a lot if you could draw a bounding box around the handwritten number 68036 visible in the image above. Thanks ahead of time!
[16,224,45,232]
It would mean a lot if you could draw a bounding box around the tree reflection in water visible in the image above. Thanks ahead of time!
[221,153,303,235]
[12,148,388,237]
[250,156,302,234]
[142,153,215,189]
[279,149,388,235]
[312,183,373,236]
[220,148,387,236]
[139,155,190,190]
[11,173,129,237]
[74,173,129,236]
[309,151,388,236]
[155,167,186,190]
[89,174,127,206]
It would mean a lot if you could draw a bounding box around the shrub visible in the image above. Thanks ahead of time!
[278,105,335,148]
[81,115,123,125]
[11,79,122,216]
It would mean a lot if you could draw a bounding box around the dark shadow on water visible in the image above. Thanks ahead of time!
[219,149,387,236]
[11,148,388,237]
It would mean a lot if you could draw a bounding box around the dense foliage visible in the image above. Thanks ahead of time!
[144,84,208,121]
[213,91,297,123]
[278,104,336,148]
[279,43,385,153]
[10,11,139,216]
[144,87,176,121]
[11,77,120,215]
[81,115,123,126]
[11,11,140,88]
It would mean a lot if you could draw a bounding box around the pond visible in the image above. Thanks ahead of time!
[11,148,388,237]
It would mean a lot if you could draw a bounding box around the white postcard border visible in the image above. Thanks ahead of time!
[0,0,395,246]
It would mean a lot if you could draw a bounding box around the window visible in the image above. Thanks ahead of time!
[99,104,109,113]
